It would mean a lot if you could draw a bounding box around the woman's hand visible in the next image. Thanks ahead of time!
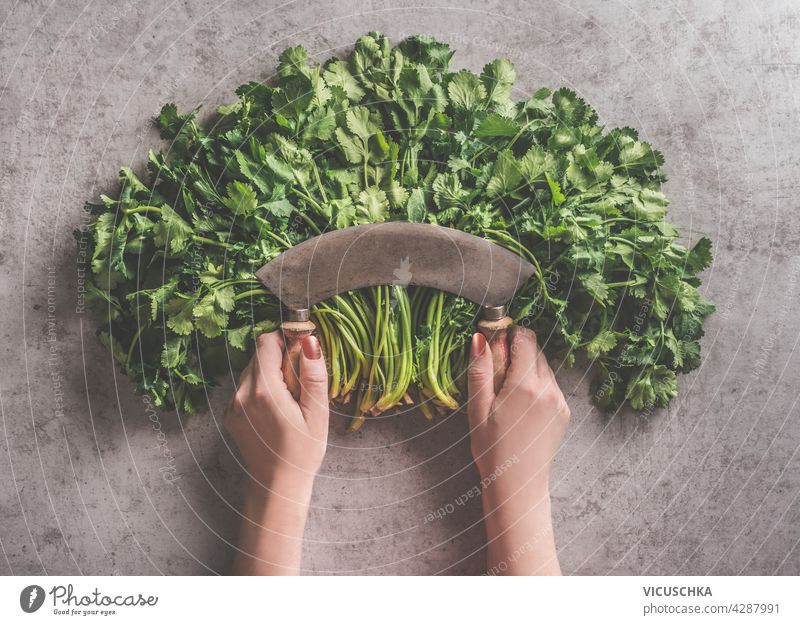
[467,326,570,489]
[467,326,570,575]
[224,331,329,486]
[224,330,329,575]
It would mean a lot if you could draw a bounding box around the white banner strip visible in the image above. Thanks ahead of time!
[1,576,797,623]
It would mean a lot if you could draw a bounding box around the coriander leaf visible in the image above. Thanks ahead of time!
[89,213,117,274]
[481,59,516,105]
[385,179,409,209]
[119,167,148,196]
[155,103,198,140]
[302,107,337,142]
[161,337,186,368]
[324,60,365,101]
[626,373,656,410]
[399,64,434,106]
[278,45,310,78]
[447,70,486,110]
[618,139,664,171]
[234,150,272,195]
[475,113,520,138]
[630,188,668,221]
[432,173,467,209]
[686,237,713,273]
[677,340,701,373]
[193,293,228,338]
[357,187,389,223]
[346,106,379,142]
[398,35,454,75]
[271,75,314,120]
[226,325,251,350]
[545,172,566,205]
[214,286,235,313]
[586,329,618,360]
[651,365,678,406]
[552,88,595,125]
[565,145,613,191]
[221,181,258,216]
[263,198,295,219]
[580,272,610,304]
[329,197,357,228]
[153,205,193,253]
[335,127,363,164]
[164,296,195,335]
[486,149,522,197]
[519,146,556,182]
[406,188,427,222]
[548,126,580,151]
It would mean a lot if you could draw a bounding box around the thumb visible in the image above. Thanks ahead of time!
[298,335,329,425]
[467,332,495,429]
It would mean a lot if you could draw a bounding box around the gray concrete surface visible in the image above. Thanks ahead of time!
[1,0,799,575]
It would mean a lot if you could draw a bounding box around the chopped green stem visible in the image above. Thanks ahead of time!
[125,325,146,370]
[192,235,232,249]
[290,204,322,235]
[216,278,259,288]
[233,288,269,301]
[485,228,550,306]
[254,217,293,248]
[424,292,457,408]
[123,205,162,215]
[606,279,642,288]
[311,162,329,203]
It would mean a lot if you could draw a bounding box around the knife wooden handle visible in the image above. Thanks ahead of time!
[280,320,316,400]
[477,316,513,395]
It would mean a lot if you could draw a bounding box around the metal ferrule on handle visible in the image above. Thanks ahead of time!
[280,309,315,400]
[477,305,513,394]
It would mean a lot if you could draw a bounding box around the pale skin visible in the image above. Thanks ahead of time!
[224,326,569,575]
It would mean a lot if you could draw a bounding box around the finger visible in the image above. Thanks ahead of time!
[225,354,256,422]
[298,335,330,428]
[235,355,255,394]
[500,326,540,395]
[467,332,495,429]
[533,335,553,380]
[253,331,293,407]
[519,328,560,398]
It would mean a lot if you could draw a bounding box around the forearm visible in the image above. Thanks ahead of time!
[482,481,561,576]
[232,474,315,575]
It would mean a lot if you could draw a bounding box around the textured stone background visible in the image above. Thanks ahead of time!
[1,0,798,575]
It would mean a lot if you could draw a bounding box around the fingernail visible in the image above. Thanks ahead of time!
[471,332,487,357]
[302,335,321,359]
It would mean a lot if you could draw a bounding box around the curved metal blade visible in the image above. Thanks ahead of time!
[256,222,535,310]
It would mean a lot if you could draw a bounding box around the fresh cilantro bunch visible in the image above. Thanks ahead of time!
[78,32,713,422]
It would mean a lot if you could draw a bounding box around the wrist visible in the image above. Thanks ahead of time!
[481,473,551,530]
[241,471,315,538]
[247,468,316,504]
[482,480,550,510]
[476,457,550,504]
[482,487,552,549]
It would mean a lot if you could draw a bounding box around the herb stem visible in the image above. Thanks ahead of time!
[123,205,162,215]
[125,325,145,370]
[192,235,232,249]
[233,288,269,301]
